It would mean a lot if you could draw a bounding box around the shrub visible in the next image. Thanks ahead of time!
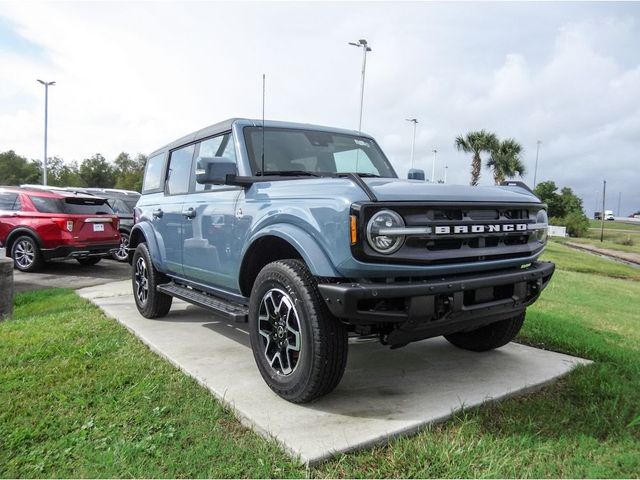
[617,236,635,246]
[563,211,590,237]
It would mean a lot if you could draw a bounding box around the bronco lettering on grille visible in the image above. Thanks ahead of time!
[435,224,528,235]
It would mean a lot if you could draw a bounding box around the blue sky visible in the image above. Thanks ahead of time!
[0,1,639,214]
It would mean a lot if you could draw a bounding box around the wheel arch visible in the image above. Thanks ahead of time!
[5,227,44,255]
[238,225,340,297]
[127,222,162,266]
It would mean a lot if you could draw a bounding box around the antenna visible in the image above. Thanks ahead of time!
[261,73,265,176]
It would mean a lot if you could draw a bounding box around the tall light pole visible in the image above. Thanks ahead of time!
[348,39,371,132]
[405,118,418,168]
[431,149,437,183]
[617,191,622,217]
[37,79,55,186]
[533,140,541,188]
[600,179,606,242]
[444,165,448,184]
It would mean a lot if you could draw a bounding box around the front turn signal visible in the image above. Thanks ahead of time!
[350,215,357,245]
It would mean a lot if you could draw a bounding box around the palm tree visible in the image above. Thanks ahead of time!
[487,138,526,184]
[455,130,498,186]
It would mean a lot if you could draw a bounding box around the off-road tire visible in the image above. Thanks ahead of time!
[444,311,526,352]
[77,257,101,266]
[11,235,44,272]
[248,259,348,403]
[132,242,172,318]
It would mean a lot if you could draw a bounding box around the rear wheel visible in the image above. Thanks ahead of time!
[77,257,101,266]
[11,235,43,272]
[444,311,526,352]
[112,232,129,262]
[132,242,172,318]
[249,259,348,403]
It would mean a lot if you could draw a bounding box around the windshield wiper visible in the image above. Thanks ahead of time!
[338,172,381,178]
[257,170,322,177]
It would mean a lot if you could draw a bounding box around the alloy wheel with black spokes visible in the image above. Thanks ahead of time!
[134,255,149,306]
[249,259,348,403]
[258,288,302,376]
[11,235,43,272]
[112,232,130,262]
[131,242,172,318]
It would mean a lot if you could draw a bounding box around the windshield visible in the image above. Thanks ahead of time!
[244,127,397,178]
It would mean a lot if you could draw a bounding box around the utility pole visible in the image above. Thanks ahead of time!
[37,79,56,185]
[533,140,541,188]
[444,165,448,184]
[617,191,622,217]
[405,118,418,168]
[431,149,437,183]
[600,179,606,242]
[348,39,372,132]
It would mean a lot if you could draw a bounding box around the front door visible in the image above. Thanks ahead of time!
[181,132,241,291]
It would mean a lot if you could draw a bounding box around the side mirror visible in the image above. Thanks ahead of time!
[408,168,425,181]
[196,157,237,185]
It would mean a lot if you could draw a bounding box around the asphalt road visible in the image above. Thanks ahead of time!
[12,258,131,294]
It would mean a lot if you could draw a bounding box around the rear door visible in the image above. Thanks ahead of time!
[155,143,196,276]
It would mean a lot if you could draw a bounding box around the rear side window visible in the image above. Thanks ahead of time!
[30,196,64,213]
[109,198,132,214]
[142,153,165,193]
[0,192,18,210]
[166,144,195,195]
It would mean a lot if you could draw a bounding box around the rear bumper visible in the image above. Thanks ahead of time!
[41,243,120,260]
[318,261,555,346]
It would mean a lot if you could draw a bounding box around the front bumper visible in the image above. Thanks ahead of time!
[41,243,120,261]
[318,261,555,346]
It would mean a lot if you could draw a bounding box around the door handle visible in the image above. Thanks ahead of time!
[152,208,163,219]
[183,208,196,219]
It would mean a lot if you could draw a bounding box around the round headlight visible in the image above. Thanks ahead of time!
[536,209,548,243]
[366,210,405,254]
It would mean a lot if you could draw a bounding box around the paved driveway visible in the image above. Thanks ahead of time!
[12,258,130,293]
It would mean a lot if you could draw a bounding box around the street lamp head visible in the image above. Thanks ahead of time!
[37,79,45,84]
[358,39,368,45]
[405,118,418,123]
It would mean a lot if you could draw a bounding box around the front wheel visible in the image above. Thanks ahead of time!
[132,242,172,318]
[249,259,348,403]
[444,311,526,352]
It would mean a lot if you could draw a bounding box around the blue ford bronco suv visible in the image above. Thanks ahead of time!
[129,118,554,403]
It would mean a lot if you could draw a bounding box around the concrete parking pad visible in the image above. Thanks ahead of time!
[78,280,590,465]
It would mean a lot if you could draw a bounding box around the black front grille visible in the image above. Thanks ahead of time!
[352,201,545,266]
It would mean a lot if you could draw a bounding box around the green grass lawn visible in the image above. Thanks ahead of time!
[1,245,639,478]
[578,220,640,255]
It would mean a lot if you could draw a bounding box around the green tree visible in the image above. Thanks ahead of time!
[79,154,115,188]
[46,157,84,187]
[113,152,146,192]
[0,150,41,185]
[455,130,498,186]
[534,181,565,218]
[534,180,590,237]
[486,138,526,184]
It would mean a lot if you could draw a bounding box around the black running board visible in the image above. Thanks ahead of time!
[157,282,248,323]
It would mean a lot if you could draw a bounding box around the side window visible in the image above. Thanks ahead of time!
[195,133,236,191]
[142,153,165,192]
[0,192,18,211]
[29,196,64,213]
[166,144,195,195]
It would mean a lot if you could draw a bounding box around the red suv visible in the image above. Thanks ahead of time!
[0,187,121,272]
